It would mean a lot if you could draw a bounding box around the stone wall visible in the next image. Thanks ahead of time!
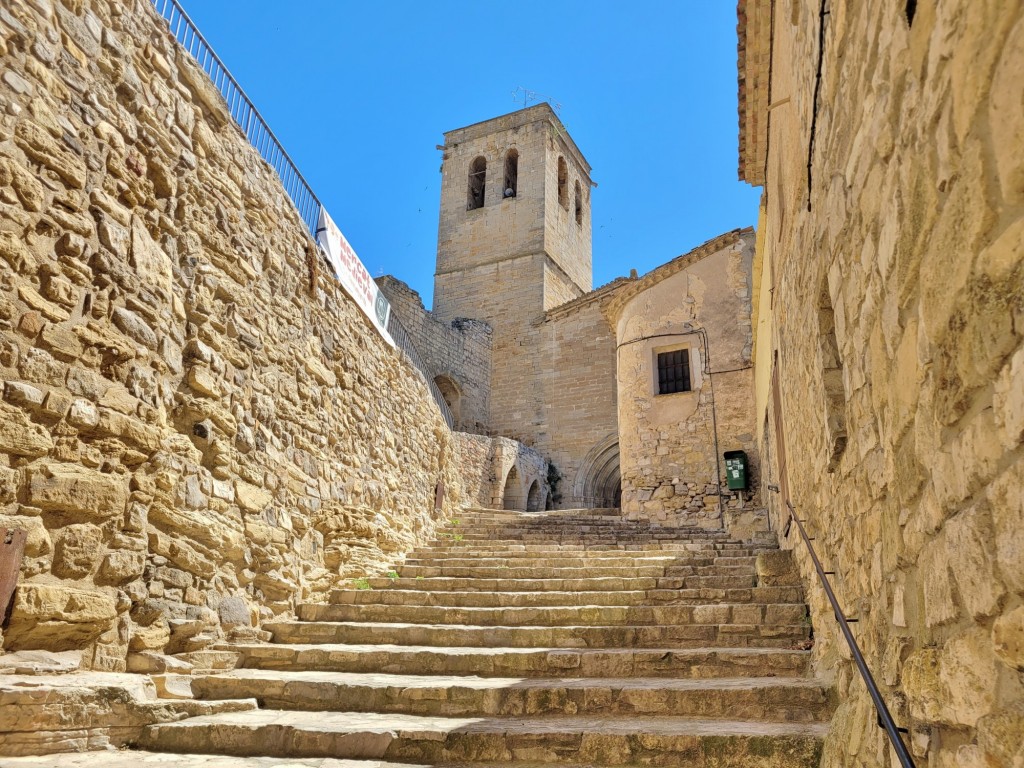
[377,275,491,433]
[434,105,592,300]
[540,286,621,508]
[0,0,466,671]
[741,0,1024,764]
[607,230,757,527]
[452,432,549,511]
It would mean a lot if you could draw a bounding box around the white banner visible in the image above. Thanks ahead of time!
[316,208,393,346]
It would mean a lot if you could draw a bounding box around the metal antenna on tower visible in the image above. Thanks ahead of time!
[511,86,562,115]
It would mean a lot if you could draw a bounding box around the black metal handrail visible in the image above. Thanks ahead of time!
[784,501,916,767]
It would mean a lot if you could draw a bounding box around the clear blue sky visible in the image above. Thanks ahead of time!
[178,1,761,306]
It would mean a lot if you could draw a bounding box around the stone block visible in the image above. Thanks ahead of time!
[27,461,128,522]
[756,550,799,587]
[4,584,117,651]
[0,401,52,457]
[903,627,999,728]
[992,605,1024,671]
[945,505,1006,619]
[112,306,158,349]
[236,480,272,513]
[97,550,146,585]
[0,513,50,558]
[186,365,221,398]
[51,523,104,579]
[217,595,252,629]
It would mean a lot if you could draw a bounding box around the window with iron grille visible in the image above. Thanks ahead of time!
[657,349,691,394]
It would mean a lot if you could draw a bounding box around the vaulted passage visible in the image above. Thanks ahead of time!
[502,464,523,510]
[526,479,543,511]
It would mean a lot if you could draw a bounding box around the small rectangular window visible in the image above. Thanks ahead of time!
[657,349,691,394]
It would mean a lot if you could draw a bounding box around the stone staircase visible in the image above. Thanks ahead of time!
[132,508,833,766]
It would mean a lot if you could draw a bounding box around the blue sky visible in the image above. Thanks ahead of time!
[178,1,760,306]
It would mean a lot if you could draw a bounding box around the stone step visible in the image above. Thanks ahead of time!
[419,540,765,552]
[328,586,804,608]
[228,643,812,678]
[443,523,662,533]
[264,620,810,649]
[435,527,731,538]
[432,532,753,544]
[404,553,682,567]
[138,709,827,766]
[391,564,760,579]
[191,670,834,721]
[400,554,760,568]
[0,753,426,768]
[393,564,674,579]
[411,549,773,560]
[360,575,758,591]
[454,507,623,519]
[297,602,808,628]
[415,551,775,562]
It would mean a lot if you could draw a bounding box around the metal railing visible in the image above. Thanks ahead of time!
[151,0,454,430]
[387,313,455,430]
[784,501,916,767]
[152,0,321,235]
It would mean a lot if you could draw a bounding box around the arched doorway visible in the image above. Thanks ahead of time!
[433,374,461,429]
[573,434,622,508]
[526,479,542,511]
[502,465,523,510]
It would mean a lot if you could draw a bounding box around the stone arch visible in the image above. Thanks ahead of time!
[433,374,462,429]
[502,464,523,510]
[503,149,519,198]
[573,433,621,508]
[557,156,568,209]
[526,479,542,511]
[467,156,486,210]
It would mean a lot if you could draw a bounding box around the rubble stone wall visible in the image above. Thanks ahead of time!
[0,0,466,670]
[377,275,492,434]
[452,432,549,510]
[749,0,1024,764]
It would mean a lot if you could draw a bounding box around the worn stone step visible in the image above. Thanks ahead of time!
[365,576,662,592]
[0,753,425,767]
[192,670,834,721]
[228,643,812,678]
[419,537,766,547]
[401,554,684,568]
[429,535,752,544]
[264,620,810,649]
[394,564,674,579]
[418,537,761,549]
[393,564,760,580]
[138,709,827,766]
[298,602,808,628]
[419,542,767,554]
[400,554,761,569]
[361,575,758,592]
[328,586,804,608]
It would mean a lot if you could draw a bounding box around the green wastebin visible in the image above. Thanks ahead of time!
[724,450,749,491]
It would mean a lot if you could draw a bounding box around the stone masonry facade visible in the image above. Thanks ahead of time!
[0,0,475,669]
[606,229,759,528]
[384,106,756,519]
[740,0,1024,765]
